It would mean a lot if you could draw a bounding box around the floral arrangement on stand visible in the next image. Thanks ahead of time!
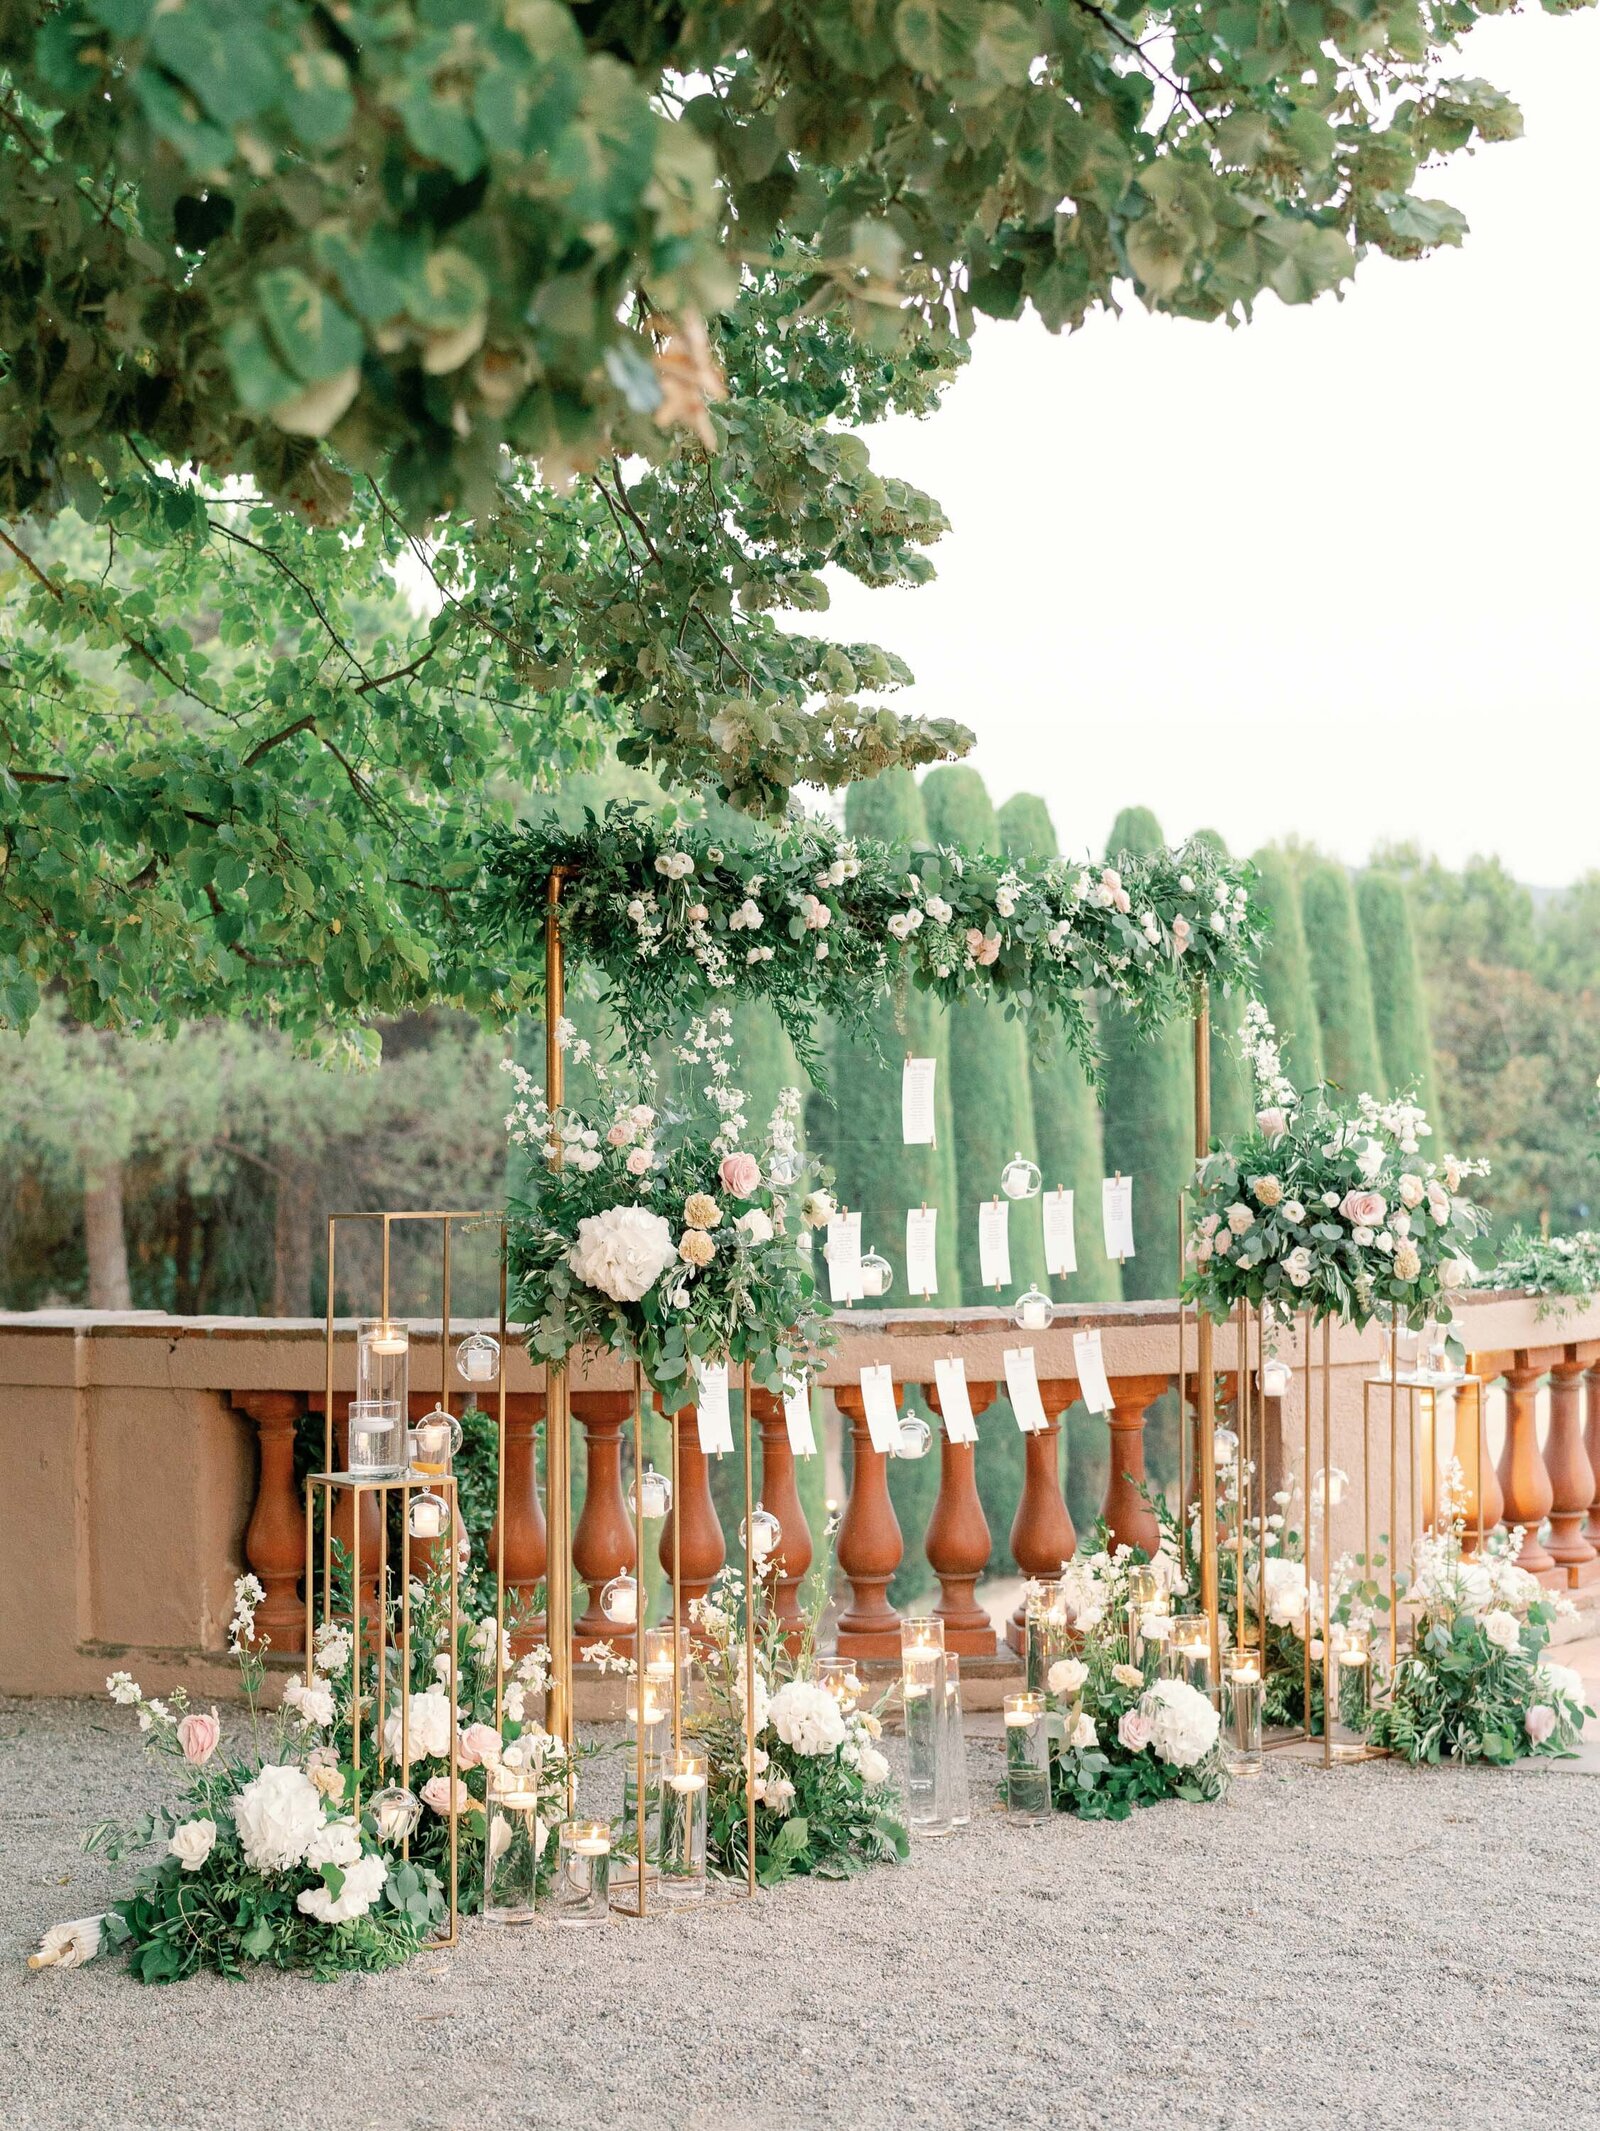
[504,1010,832,1404]
[688,1561,908,1885]
[1367,1485,1593,1765]
[1184,1002,1489,1331]
[1043,1525,1228,1821]
[480,802,1263,1079]
[33,1557,568,1980]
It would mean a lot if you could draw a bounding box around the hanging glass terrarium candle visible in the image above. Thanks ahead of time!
[858,1248,893,1299]
[739,1506,782,1564]
[408,1489,449,1541]
[900,1615,949,1838]
[1000,1152,1042,1200]
[600,1573,640,1629]
[369,1785,421,1847]
[1012,1285,1055,1331]
[411,1405,463,1479]
[896,1415,932,1460]
[630,1464,672,1519]
[454,1329,501,1384]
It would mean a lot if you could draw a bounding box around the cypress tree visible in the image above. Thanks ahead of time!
[1357,870,1442,1122]
[1098,806,1192,1302]
[996,792,1121,1304]
[1191,828,1254,1147]
[1247,846,1324,1093]
[1299,862,1383,1097]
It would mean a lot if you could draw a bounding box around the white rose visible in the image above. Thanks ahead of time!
[167,1818,218,1873]
[382,1688,455,1764]
[1398,1174,1425,1208]
[768,1679,847,1757]
[1284,1245,1314,1288]
[735,1209,774,1246]
[1070,1712,1098,1748]
[757,1773,797,1814]
[233,1764,324,1873]
[1538,1661,1584,1706]
[567,1205,679,1303]
[1226,1203,1254,1235]
[1351,1226,1375,1248]
[857,1746,891,1786]
[925,896,953,924]
[1483,1609,1521,1653]
[1048,1658,1089,1696]
[297,1851,388,1925]
[802,1191,835,1229]
[283,1674,336,1729]
[1141,1679,1221,1769]
[1282,1200,1306,1224]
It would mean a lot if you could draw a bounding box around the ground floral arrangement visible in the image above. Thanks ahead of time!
[504,1010,833,1403]
[1184,1002,1489,1330]
[480,803,1263,1080]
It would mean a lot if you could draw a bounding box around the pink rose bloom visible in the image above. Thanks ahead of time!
[718,1152,761,1198]
[606,1120,634,1148]
[1256,1107,1288,1143]
[457,1722,503,1770]
[1214,1231,1232,1254]
[975,934,1001,967]
[965,927,985,957]
[1172,915,1191,953]
[1340,1190,1387,1227]
[1118,1710,1155,1753]
[1525,1703,1557,1746]
[420,1774,471,1816]
[625,1147,652,1176]
[176,1710,221,1767]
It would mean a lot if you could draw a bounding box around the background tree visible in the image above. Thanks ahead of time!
[1248,845,1325,1091]
[1192,828,1254,1146]
[1358,869,1440,1118]
[1299,861,1383,1096]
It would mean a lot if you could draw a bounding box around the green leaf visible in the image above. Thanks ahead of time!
[256,270,364,384]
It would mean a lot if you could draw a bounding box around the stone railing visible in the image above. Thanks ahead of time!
[4,1292,1599,1699]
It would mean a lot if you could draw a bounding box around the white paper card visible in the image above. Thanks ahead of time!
[1073,1329,1114,1416]
[934,1356,978,1445]
[782,1374,817,1457]
[901,1057,937,1145]
[1043,1188,1078,1278]
[826,1210,864,1302]
[1102,1175,1135,1260]
[1004,1346,1050,1435]
[693,1358,735,1453]
[978,1199,1012,1289]
[859,1363,901,1454]
[905,1206,939,1297]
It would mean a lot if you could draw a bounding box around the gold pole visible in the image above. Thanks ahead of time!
[398,1483,409,1838]
[1302,1310,1312,1738]
[1193,982,1220,1679]
[495,1227,508,1741]
[1177,1190,1188,1553]
[352,1480,364,1813]
[632,1361,647,1916]
[1235,1299,1247,1662]
[323,1216,336,1621]
[1321,1318,1332,1768]
[742,1355,757,1898]
[445,1473,460,1946]
[544,868,575,1805]
[441,1217,452,1426]
[671,1395,683,1755]
[1389,1323,1400,1679]
[303,1479,315,1683]
[1255,1303,1269,1655]
[375,1477,388,1782]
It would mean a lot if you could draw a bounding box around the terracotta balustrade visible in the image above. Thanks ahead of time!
[750,1386,813,1642]
[1006,1377,1078,1654]
[1103,1374,1170,1558]
[1497,1362,1556,1573]
[234,1390,308,1654]
[1586,1366,1600,1551]
[1544,1358,1597,1570]
[656,1400,725,1639]
[486,1393,547,1649]
[923,1378,997,1655]
[834,1380,904,1658]
[1453,1375,1503,1554]
[570,1389,638,1651]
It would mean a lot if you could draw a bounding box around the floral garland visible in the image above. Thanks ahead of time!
[1483,1229,1600,1317]
[1183,1002,1489,1330]
[504,1011,834,1404]
[478,803,1263,1080]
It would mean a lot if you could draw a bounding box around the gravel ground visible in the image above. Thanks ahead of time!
[2,1696,1596,2131]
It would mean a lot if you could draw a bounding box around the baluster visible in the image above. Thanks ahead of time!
[1006,1376,1079,1654]
[233,1390,308,1654]
[1103,1374,1168,1558]
[1544,1358,1596,1571]
[922,1378,997,1655]
[1496,1363,1554,1573]
[569,1389,638,1650]
[657,1400,725,1638]
[834,1381,904,1658]
[326,1397,383,1623]
[488,1393,547,1651]
[750,1386,813,1644]
[1454,1373,1503,1555]
[1585,1364,1600,1549]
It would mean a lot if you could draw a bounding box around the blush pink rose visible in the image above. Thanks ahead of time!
[457,1722,503,1770]
[606,1120,634,1147]
[176,1710,221,1767]
[1525,1703,1556,1746]
[420,1774,471,1816]
[625,1147,652,1176]
[1118,1710,1155,1753]
[1339,1190,1387,1228]
[718,1152,761,1198]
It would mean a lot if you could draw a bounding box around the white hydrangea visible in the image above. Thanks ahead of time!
[233,1764,325,1873]
[296,1851,388,1925]
[382,1688,454,1764]
[767,1679,847,1757]
[567,1205,678,1302]
[1140,1679,1220,1769]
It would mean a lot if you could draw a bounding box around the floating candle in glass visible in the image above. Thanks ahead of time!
[555,1821,612,1926]
[1003,1693,1049,1823]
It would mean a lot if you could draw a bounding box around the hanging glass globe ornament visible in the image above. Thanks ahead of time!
[858,1248,893,1299]
[1012,1286,1055,1332]
[411,1405,463,1476]
[600,1573,640,1626]
[455,1330,501,1384]
[1258,1356,1293,1400]
[896,1416,932,1460]
[740,1506,782,1561]
[1000,1152,1042,1201]
[370,1786,422,1845]
[408,1489,449,1540]
[1213,1426,1240,1472]
[629,1464,672,1520]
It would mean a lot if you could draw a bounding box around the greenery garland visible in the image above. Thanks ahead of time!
[478,803,1262,1082]
[1482,1230,1600,1316]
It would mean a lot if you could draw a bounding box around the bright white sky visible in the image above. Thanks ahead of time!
[819,8,1600,886]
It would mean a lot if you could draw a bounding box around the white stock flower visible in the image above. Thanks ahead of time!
[167,1818,218,1873]
[297,1851,388,1925]
[233,1764,325,1873]
[1141,1679,1221,1769]
[567,1205,679,1303]
[767,1679,847,1757]
[382,1689,454,1764]
[106,1672,142,1706]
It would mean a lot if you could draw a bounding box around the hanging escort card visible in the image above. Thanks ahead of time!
[1101,1174,1135,1261]
[901,1057,938,1145]
[978,1198,1012,1289]
[693,1357,735,1453]
[826,1209,864,1303]
[859,1363,902,1454]
[1003,1346,1050,1435]
[905,1206,939,1298]
[1072,1329,1114,1416]
[1042,1188,1078,1278]
[782,1374,817,1457]
[933,1356,979,1445]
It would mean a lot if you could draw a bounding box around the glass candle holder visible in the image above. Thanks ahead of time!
[1163,1614,1214,1697]
[943,1654,970,1829]
[1004,1693,1050,1824]
[858,1249,893,1298]
[630,1464,672,1519]
[411,1405,463,1477]
[357,1318,409,1414]
[600,1573,639,1628]
[369,1785,421,1847]
[819,1657,862,1713]
[740,1505,782,1562]
[1224,1647,1264,1777]
[656,1749,707,1905]
[1124,1565,1160,1669]
[1327,1623,1373,1760]
[554,1820,612,1927]
[1023,1579,1069,1693]
[454,1330,501,1383]
[1133,1601,1172,1681]
[900,1617,949,1838]
[642,1624,691,1705]
[1378,1315,1423,1384]
[407,1488,448,1541]
[346,1397,406,1479]
[1259,1355,1293,1400]
[1012,1285,1054,1331]
[484,1766,546,1926]
[1001,1152,1042,1200]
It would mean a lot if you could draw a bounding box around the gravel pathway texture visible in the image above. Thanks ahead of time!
[2,1696,1596,2131]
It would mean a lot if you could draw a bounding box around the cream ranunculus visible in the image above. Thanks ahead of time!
[1250,1175,1283,1208]
[567,1205,678,1303]
[767,1679,847,1757]
[1140,1679,1221,1769]
[382,1688,454,1764]
[233,1764,325,1873]
[1393,1241,1421,1282]
[167,1817,218,1872]
[678,1228,715,1268]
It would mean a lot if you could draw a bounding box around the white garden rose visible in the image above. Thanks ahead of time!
[167,1817,218,1873]
[1048,1657,1089,1696]
[857,1746,892,1786]
[1255,1557,1308,1630]
[1070,1712,1098,1749]
[382,1688,454,1764]
[767,1679,847,1757]
[1482,1608,1522,1652]
[735,1208,774,1247]
[283,1674,336,1728]
[297,1850,388,1925]
[233,1764,324,1873]
[1141,1679,1221,1769]
[1537,1661,1584,1707]
[567,1205,678,1303]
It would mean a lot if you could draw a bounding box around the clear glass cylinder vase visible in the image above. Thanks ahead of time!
[484,1772,545,1926]
[554,1821,612,1926]
[1224,1647,1264,1778]
[656,1749,707,1905]
[346,1396,406,1478]
[901,1616,949,1838]
[1326,1624,1373,1760]
[942,1653,971,1829]
[1163,1614,1215,1698]
[357,1318,409,1413]
[1023,1579,1070,1693]
[1004,1692,1050,1824]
